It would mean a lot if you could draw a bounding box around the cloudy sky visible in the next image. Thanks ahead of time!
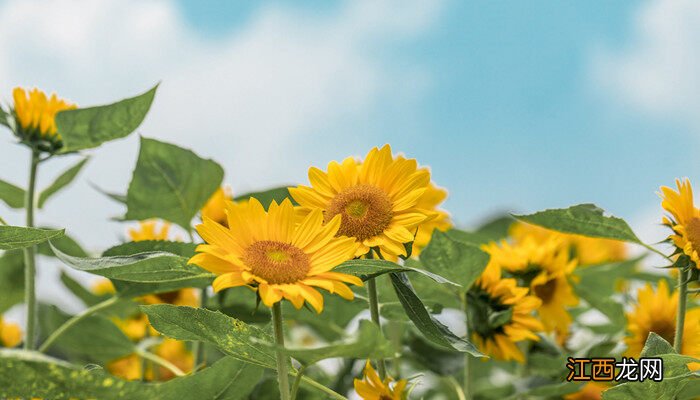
[1,0,699,256]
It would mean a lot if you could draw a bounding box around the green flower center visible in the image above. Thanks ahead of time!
[244,241,311,284]
[327,184,393,241]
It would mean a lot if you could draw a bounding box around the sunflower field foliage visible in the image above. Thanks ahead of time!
[0,86,698,400]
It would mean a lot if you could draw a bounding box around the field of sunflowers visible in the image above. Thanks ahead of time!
[0,85,697,399]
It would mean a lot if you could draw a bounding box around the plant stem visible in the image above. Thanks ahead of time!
[462,293,471,399]
[39,296,119,352]
[674,267,689,353]
[290,365,306,400]
[366,277,388,380]
[272,302,291,400]
[191,287,208,369]
[135,348,185,377]
[0,215,7,225]
[23,149,40,350]
[299,375,348,400]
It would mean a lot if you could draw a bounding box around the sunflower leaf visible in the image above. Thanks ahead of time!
[389,272,483,356]
[102,241,198,258]
[419,230,490,290]
[334,258,460,286]
[0,226,64,250]
[37,157,89,208]
[124,137,224,230]
[50,241,214,283]
[55,84,158,152]
[0,349,262,400]
[0,178,25,209]
[0,250,24,313]
[513,204,642,243]
[234,186,296,210]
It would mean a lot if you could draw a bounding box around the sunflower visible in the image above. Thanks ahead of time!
[201,186,234,226]
[353,360,408,400]
[660,178,700,268]
[107,339,193,382]
[0,317,21,348]
[289,145,432,260]
[127,220,172,242]
[411,181,451,256]
[468,263,543,363]
[510,222,626,266]
[564,382,607,400]
[11,87,76,151]
[189,198,362,313]
[484,235,578,340]
[625,279,700,370]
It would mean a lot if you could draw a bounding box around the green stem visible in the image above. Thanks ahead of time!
[272,302,291,400]
[135,348,185,377]
[39,296,118,352]
[462,293,471,399]
[191,287,208,369]
[290,365,306,400]
[674,268,689,353]
[299,375,347,400]
[366,277,387,380]
[447,376,467,400]
[0,215,7,225]
[23,149,39,350]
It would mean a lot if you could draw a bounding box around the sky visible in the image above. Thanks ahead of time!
[1,0,700,310]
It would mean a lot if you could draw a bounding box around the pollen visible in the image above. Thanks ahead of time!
[327,184,393,241]
[685,217,700,251]
[243,240,311,284]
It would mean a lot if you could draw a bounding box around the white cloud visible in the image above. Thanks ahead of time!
[592,0,700,128]
[0,0,442,308]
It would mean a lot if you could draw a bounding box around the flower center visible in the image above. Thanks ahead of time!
[243,240,311,284]
[533,277,558,304]
[650,320,677,346]
[327,184,393,241]
[153,291,181,304]
[686,217,700,250]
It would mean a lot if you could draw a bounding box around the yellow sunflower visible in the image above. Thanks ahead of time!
[484,235,578,340]
[564,382,607,400]
[201,186,234,226]
[11,87,76,149]
[0,317,21,348]
[660,178,700,267]
[625,279,700,370]
[510,222,626,266]
[354,360,408,400]
[128,220,172,242]
[289,145,432,260]
[411,181,451,256]
[189,198,362,313]
[469,263,543,363]
[107,339,192,382]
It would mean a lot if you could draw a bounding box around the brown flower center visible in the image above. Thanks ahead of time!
[243,241,311,284]
[650,320,677,346]
[153,291,181,304]
[686,217,700,250]
[533,278,558,304]
[327,184,393,241]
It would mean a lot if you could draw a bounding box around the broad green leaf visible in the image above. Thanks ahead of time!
[641,332,675,357]
[124,137,224,230]
[0,178,25,208]
[513,204,642,243]
[0,250,24,313]
[506,382,581,399]
[103,240,198,258]
[37,229,88,257]
[282,293,365,341]
[334,258,459,286]
[112,278,212,299]
[50,241,214,283]
[38,304,134,363]
[59,271,104,306]
[55,85,158,152]
[573,283,625,327]
[0,350,262,400]
[406,333,464,375]
[389,272,483,356]
[234,186,296,209]
[141,304,277,369]
[475,215,514,240]
[419,230,490,290]
[0,226,64,250]
[91,183,127,204]
[575,258,640,298]
[280,320,394,366]
[37,157,89,208]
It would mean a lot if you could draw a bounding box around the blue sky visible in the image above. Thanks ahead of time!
[1,0,699,249]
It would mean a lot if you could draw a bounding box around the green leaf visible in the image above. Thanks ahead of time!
[389,272,483,356]
[234,186,296,209]
[334,258,459,286]
[419,230,490,290]
[575,257,641,298]
[506,382,581,399]
[641,332,675,357]
[0,178,25,208]
[513,204,642,243]
[141,304,277,369]
[124,137,224,230]
[573,282,626,327]
[55,85,158,152]
[0,106,8,128]
[112,278,211,300]
[103,240,198,258]
[475,215,514,240]
[0,250,24,313]
[280,320,394,366]
[0,226,64,250]
[0,350,262,400]
[37,158,89,208]
[37,229,88,257]
[50,241,214,283]
[91,183,127,204]
[59,271,104,306]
